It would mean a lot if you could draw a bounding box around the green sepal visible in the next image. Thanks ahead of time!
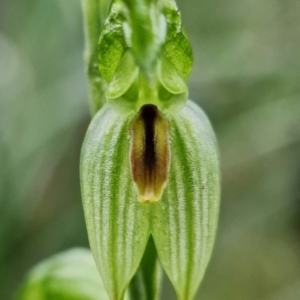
[98,2,127,83]
[162,0,193,80]
[162,31,193,81]
[80,105,152,300]
[151,101,220,300]
[16,248,112,300]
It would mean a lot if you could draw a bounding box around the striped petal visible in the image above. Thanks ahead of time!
[151,101,220,300]
[80,106,151,300]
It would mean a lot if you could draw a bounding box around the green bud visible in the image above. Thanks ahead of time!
[80,101,220,300]
[17,248,112,300]
[97,0,193,113]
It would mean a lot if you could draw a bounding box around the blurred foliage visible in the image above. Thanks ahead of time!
[0,0,300,299]
[17,248,110,300]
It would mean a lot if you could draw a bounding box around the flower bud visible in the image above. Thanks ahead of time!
[97,0,193,113]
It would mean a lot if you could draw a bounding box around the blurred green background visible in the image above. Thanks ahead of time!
[1,0,300,299]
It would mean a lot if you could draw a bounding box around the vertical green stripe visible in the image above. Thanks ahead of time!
[96,109,117,274]
[172,119,199,296]
[179,115,206,286]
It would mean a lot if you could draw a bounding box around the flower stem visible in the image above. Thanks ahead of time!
[82,0,111,115]
[128,236,162,300]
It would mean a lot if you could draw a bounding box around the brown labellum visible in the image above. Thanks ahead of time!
[130,104,170,203]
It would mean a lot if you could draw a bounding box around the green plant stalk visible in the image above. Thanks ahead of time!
[122,0,164,75]
[128,236,162,300]
[82,0,111,114]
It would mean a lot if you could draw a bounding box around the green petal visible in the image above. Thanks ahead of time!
[151,101,220,300]
[106,51,138,100]
[17,248,111,300]
[157,56,187,95]
[80,106,151,300]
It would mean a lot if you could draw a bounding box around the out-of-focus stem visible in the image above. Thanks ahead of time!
[128,236,162,300]
[82,0,111,115]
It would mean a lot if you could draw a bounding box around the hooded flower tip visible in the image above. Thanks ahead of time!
[130,104,170,203]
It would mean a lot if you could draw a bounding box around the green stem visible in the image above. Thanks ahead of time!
[128,236,162,300]
[82,0,111,115]
[122,0,165,75]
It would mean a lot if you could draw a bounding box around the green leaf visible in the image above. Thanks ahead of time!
[80,105,152,300]
[17,248,110,300]
[151,101,220,300]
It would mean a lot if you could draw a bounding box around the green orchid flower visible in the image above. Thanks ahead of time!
[15,1,220,300]
[81,0,221,299]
